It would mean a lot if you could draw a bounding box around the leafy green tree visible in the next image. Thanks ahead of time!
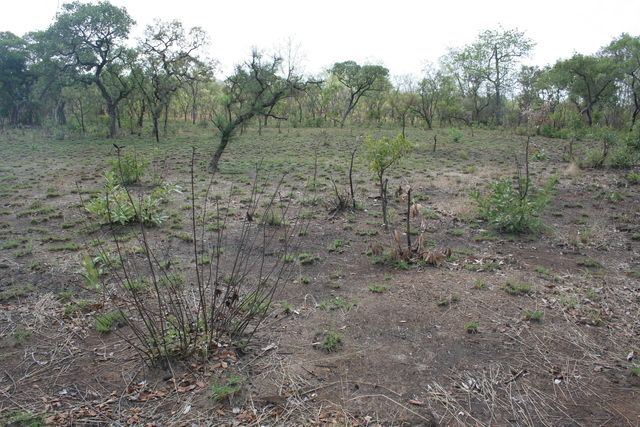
[208,49,304,172]
[364,134,414,229]
[0,32,34,125]
[549,53,621,126]
[441,51,491,125]
[135,20,213,142]
[330,61,390,127]
[298,77,338,126]
[517,65,546,112]
[39,1,136,137]
[448,27,535,125]
[62,82,103,133]
[603,33,640,130]
[413,64,460,128]
[389,75,418,136]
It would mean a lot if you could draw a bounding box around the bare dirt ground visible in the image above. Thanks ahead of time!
[0,127,639,426]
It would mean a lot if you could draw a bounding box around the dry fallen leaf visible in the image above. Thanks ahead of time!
[257,394,287,405]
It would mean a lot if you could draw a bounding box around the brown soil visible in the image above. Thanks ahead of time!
[0,128,639,426]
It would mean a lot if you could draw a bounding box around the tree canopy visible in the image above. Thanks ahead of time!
[0,32,33,125]
[38,0,135,137]
[135,19,212,142]
[5,7,640,160]
[445,27,534,125]
[208,49,304,171]
[330,61,390,127]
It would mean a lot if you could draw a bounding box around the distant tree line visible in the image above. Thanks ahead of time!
[3,2,640,149]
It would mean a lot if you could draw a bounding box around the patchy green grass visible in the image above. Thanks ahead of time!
[503,279,532,295]
[48,242,82,251]
[367,284,388,293]
[299,253,321,265]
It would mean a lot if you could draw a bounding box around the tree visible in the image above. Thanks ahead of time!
[208,49,304,172]
[136,20,213,142]
[40,1,135,137]
[442,50,492,125]
[448,27,535,125]
[549,53,621,126]
[389,75,418,136]
[0,32,34,125]
[603,34,640,130]
[330,61,389,127]
[412,63,459,128]
[364,134,414,230]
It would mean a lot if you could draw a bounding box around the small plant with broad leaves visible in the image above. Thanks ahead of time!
[108,151,148,185]
[75,253,104,290]
[470,176,558,234]
[85,172,180,226]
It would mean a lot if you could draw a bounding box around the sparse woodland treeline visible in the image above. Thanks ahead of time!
[3,1,640,168]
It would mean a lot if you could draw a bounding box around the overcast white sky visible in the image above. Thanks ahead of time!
[3,0,640,78]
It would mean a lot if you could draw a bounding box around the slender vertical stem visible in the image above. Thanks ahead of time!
[349,146,357,209]
[406,187,412,251]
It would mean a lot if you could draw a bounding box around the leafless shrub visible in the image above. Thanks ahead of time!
[89,150,309,365]
[327,178,354,215]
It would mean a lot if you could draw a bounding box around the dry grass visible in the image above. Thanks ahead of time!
[563,162,581,177]
[1,127,639,426]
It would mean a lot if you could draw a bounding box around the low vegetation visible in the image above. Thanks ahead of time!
[0,125,638,426]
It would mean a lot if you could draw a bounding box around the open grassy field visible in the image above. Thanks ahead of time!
[1,125,639,426]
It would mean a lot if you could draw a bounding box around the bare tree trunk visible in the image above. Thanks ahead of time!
[406,187,412,250]
[107,102,117,138]
[349,147,357,209]
[163,105,169,133]
[208,135,231,172]
[137,100,145,128]
[381,178,389,232]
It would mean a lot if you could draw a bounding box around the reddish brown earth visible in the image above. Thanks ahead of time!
[0,127,639,426]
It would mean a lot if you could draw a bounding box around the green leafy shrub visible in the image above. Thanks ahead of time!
[86,172,179,226]
[109,151,148,185]
[607,147,640,169]
[626,173,640,184]
[469,176,558,234]
[364,133,415,228]
[531,151,547,161]
[449,128,464,142]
